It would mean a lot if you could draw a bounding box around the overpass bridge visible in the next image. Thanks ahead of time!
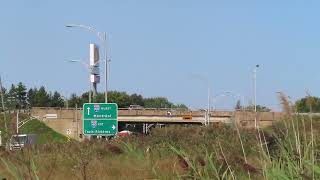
[118,116,230,123]
[30,107,283,140]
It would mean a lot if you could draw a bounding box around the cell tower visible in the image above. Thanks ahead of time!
[89,43,100,97]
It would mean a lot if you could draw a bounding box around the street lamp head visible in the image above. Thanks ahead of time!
[67,60,80,63]
[65,24,76,28]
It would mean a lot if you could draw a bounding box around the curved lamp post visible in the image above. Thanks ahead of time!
[191,75,211,126]
[253,64,260,128]
[66,24,109,103]
[212,93,228,111]
[253,64,259,113]
[212,91,245,111]
[224,91,245,111]
[67,60,92,103]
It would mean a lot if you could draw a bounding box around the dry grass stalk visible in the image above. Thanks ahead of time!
[306,92,315,180]
[106,144,124,155]
[234,114,252,179]
[256,126,267,157]
[278,92,299,155]
[261,131,271,158]
[277,92,292,119]
[218,141,235,180]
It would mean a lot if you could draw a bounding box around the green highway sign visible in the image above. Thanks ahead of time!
[83,103,118,135]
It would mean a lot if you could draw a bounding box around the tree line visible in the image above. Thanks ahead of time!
[234,100,272,112]
[2,82,319,112]
[235,96,320,113]
[295,96,320,113]
[0,82,188,110]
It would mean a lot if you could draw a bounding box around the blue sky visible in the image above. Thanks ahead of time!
[1,1,320,110]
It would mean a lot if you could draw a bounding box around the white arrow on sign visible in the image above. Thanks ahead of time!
[87,107,90,115]
[112,125,116,130]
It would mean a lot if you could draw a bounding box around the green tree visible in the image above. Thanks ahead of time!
[0,86,7,111]
[0,87,6,96]
[295,96,320,113]
[235,100,242,110]
[94,92,105,103]
[16,82,27,108]
[50,91,64,107]
[108,91,131,108]
[81,92,90,104]
[7,84,18,109]
[27,88,37,108]
[244,104,271,112]
[130,93,144,106]
[172,103,188,110]
[143,97,173,108]
[68,93,82,108]
[34,86,50,107]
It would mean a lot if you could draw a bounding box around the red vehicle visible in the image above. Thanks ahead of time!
[117,130,132,137]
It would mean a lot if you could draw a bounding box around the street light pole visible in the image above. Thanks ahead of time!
[66,24,108,103]
[67,60,92,103]
[253,64,259,113]
[192,75,211,126]
[103,32,108,103]
[61,96,69,109]
[253,64,259,128]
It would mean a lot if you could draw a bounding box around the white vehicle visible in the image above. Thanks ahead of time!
[128,105,144,110]
[7,134,37,151]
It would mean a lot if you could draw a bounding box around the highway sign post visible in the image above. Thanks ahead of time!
[83,103,118,136]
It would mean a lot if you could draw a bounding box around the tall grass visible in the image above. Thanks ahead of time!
[1,109,320,179]
[263,92,320,179]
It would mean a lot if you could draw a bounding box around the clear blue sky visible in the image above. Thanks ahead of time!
[1,1,319,110]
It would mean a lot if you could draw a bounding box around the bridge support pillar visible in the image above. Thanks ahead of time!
[142,123,154,134]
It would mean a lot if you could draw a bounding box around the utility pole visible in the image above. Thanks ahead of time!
[0,76,8,133]
[254,69,257,112]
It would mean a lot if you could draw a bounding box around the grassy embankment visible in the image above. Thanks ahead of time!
[0,113,67,144]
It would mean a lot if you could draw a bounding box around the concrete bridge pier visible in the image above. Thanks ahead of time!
[142,123,155,134]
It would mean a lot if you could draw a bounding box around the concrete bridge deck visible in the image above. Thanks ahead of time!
[118,116,231,123]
